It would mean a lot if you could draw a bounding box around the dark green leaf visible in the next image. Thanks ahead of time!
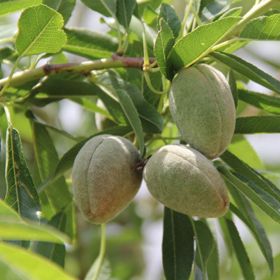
[154,18,175,77]
[16,5,67,56]
[219,165,280,224]
[5,127,39,220]
[211,52,280,94]
[230,199,273,273]
[225,218,255,280]
[159,3,181,38]
[206,237,219,280]
[228,70,238,107]
[238,89,280,114]
[162,208,194,280]
[221,151,280,201]
[235,116,280,133]
[194,221,214,278]
[63,29,118,59]
[240,14,280,40]
[81,0,116,17]
[31,120,72,218]
[116,0,136,29]
[168,17,239,73]
[43,0,76,22]
[0,0,41,16]
[0,47,13,61]
[115,89,145,156]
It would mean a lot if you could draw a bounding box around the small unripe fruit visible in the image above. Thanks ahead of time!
[144,145,229,218]
[72,135,142,224]
[169,64,236,159]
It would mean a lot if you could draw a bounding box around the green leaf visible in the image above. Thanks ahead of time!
[162,208,194,280]
[0,200,69,243]
[225,218,255,280]
[43,0,76,22]
[0,47,13,61]
[0,242,75,280]
[31,120,72,218]
[0,0,42,16]
[81,0,116,17]
[154,18,175,77]
[211,52,280,94]
[221,151,280,201]
[159,3,181,38]
[238,89,280,114]
[16,5,67,56]
[228,70,238,107]
[240,14,280,40]
[219,166,280,224]
[85,259,112,280]
[194,221,215,278]
[34,211,69,267]
[116,0,136,29]
[115,89,145,156]
[168,17,240,72]
[228,135,263,169]
[63,29,117,59]
[235,116,280,133]
[52,126,131,181]
[230,198,273,273]
[5,127,40,220]
[206,237,219,280]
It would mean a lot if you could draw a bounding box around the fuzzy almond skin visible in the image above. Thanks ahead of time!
[169,64,236,159]
[144,145,229,218]
[72,135,142,224]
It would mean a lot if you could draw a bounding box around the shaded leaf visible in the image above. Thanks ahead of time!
[241,14,280,40]
[228,70,238,107]
[159,3,181,38]
[162,208,194,280]
[31,120,72,218]
[0,242,75,280]
[115,89,145,156]
[238,89,280,114]
[85,259,112,280]
[116,0,136,29]
[43,0,76,22]
[0,0,41,16]
[225,218,255,280]
[81,0,116,17]
[154,18,175,77]
[16,5,67,56]
[168,17,240,73]
[235,116,280,133]
[211,52,280,94]
[5,127,39,220]
[64,29,117,59]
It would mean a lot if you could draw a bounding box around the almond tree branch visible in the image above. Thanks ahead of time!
[0,55,156,92]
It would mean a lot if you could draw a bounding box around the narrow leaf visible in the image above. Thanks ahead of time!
[16,5,67,56]
[219,166,280,224]
[64,29,117,59]
[241,14,280,40]
[115,89,145,156]
[235,116,280,133]
[116,0,136,29]
[0,0,41,16]
[168,17,240,72]
[5,127,39,220]
[0,242,75,280]
[43,0,76,22]
[228,70,238,107]
[211,52,280,94]
[154,18,175,77]
[81,0,116,17]
[221,151,280,201]
[238,89,280,114]
[162,208,194,280]
[159,3,181,38]
[32,121,72,217]
[225,218,255,280]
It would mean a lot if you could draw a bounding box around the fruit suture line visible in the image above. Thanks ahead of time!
[0,55,157,91]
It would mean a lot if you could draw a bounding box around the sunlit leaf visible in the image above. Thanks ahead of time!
[0,0,41,16]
